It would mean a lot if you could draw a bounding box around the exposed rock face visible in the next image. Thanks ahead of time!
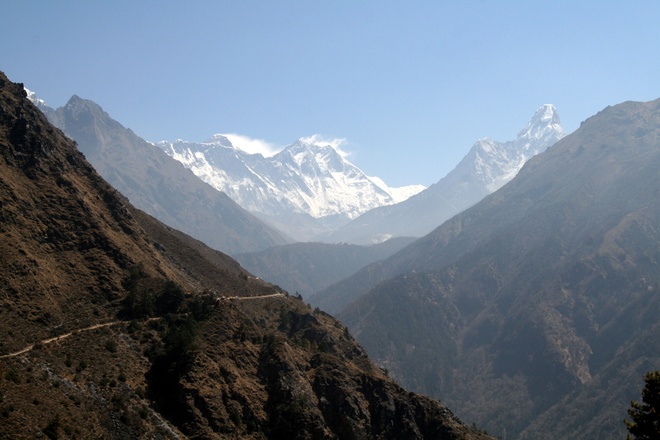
[0,72,492,439]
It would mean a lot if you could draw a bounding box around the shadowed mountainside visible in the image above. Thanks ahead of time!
[332,98,660,439]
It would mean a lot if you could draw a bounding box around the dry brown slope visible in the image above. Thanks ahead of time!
[0,73,185,354]
[0,71,493,439]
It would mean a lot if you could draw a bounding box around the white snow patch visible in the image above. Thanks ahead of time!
[24,88,47,107]
[388,184,426,203]
[369,176,425,203]
[157,132,426,223]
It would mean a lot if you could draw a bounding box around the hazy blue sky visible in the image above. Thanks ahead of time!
[2,1,659,187]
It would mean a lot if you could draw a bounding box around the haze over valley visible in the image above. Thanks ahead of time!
[2,2,659,439]
[19,79,660,440]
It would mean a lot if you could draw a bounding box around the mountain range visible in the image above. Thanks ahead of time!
[28,91,429,295]
[30,93,291,255]
[16,70,658,440]
[313,98,660,439]
[0,71,493,439]
[321,104,565,244]
[27,88,562,253]
[157,136,424,241]
[23,91,424,312]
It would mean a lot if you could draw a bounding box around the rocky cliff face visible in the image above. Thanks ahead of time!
[0,71,492,439]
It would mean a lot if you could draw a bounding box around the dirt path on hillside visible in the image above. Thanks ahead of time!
[0,294,286,359]
[0,320,126,360]
[218,292,286,301]
[240,293,286,300]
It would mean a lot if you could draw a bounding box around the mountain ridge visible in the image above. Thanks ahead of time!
[332,97,660,439]
[320,104,565,244]
[34,93,290,254]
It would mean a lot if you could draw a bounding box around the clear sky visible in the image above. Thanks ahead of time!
[2,1,659,187]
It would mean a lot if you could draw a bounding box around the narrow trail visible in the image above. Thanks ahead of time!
[0,294,286,360]
[239,293,286,300]
[0,320,125,360]
[217,292,286,301]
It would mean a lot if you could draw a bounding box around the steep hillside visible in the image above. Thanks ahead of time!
[0,72,492,439]
[235,237,415,299]
[335,99,660,439]
[322,105,564,244]
[38,95,290,254]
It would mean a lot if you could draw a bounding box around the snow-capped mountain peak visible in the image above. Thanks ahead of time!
[471,104,565,192]
[204,133,234,147]
[281,138,345,171]
[322,104,566,245]
[299,135,349,155]
[518,103,564,143]
[24,87,47,108]
[157,134,425,240]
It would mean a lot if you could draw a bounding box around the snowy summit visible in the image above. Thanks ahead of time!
[157,135,424,241]
[472,104,565,192]
[322,104,566,244]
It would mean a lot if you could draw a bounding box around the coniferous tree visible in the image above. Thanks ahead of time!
[624,370,660,440]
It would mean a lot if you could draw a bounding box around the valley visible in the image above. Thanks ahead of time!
[4,4,659,439]
[0,70,493,439]
[6,71,659,440]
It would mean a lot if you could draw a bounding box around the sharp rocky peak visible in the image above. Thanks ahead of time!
[467,104,565,192]
[61,94,110,122]
[203,133,234,148]
[530,103,560,123]
[65,94,92,108]
[518,104,564,141]
[289,137,335,152]
[24,87,47,108]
